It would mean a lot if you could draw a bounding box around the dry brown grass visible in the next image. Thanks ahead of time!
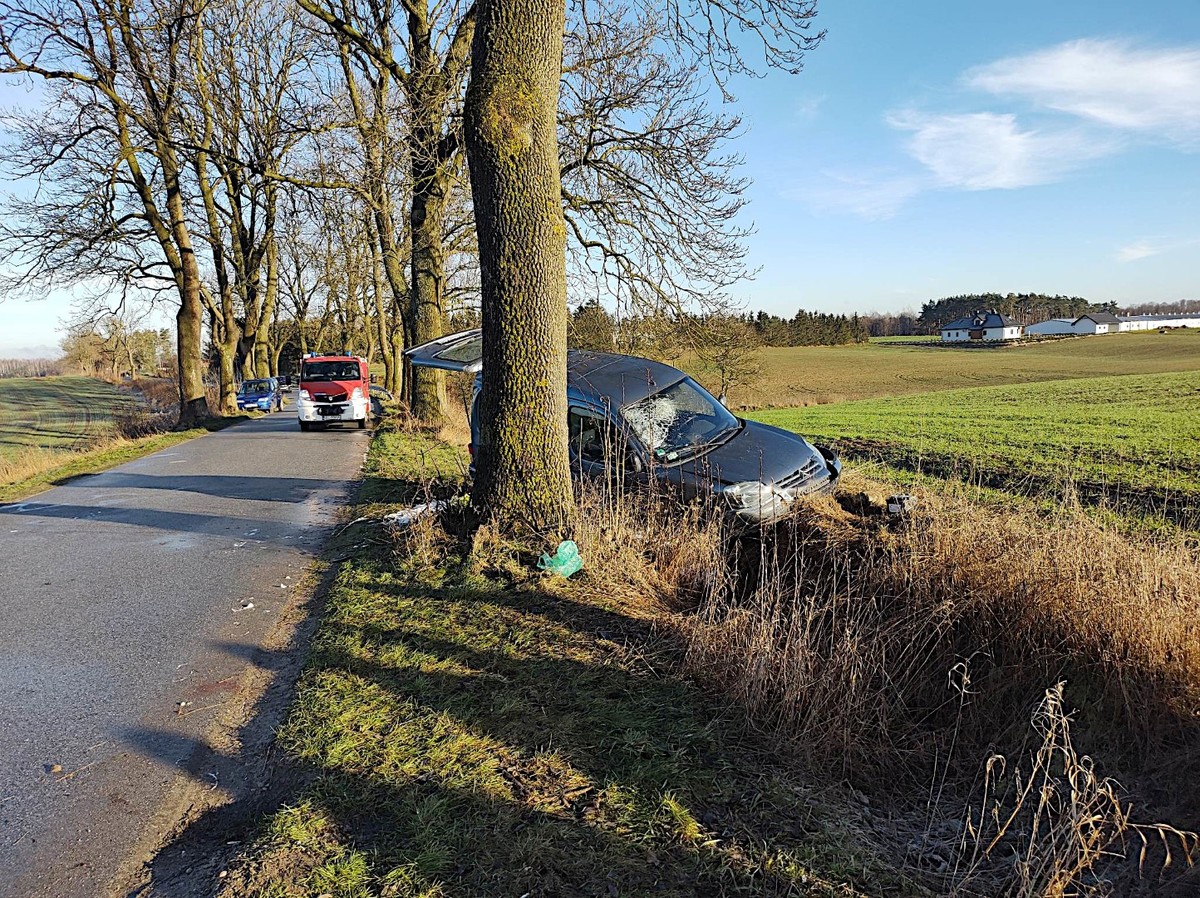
[569,483,725,618]
[0,445,68,486]
[567,471,1200,896]
[952,684,1196,898]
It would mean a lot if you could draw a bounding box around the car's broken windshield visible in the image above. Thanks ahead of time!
[302,361,358,381]
[621,377,738,462]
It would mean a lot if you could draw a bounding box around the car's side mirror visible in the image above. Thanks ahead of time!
[625,451,644,474]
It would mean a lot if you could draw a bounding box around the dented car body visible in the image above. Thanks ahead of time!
[406,329,841,524]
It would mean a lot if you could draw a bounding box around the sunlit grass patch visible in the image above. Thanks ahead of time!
[220,426,888,898]
[752,370,1200,530]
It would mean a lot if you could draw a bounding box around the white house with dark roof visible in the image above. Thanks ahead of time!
[940,311,1024,343]
[1074,311,1122,334]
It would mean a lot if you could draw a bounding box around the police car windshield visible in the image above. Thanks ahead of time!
[302,361,358,381]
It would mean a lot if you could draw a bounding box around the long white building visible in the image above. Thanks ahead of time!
[1027,311,1200,335]
[1118,313,1200,331]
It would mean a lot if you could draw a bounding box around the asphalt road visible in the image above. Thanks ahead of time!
[0,411,369,897]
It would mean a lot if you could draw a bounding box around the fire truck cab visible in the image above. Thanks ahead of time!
[296,352,371,431]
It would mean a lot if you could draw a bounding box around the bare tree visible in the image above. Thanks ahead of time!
[180,0,319,410]
[0,0,219,425]
[559,3,751,322]
[693,314,761,405]
[297,0,477,422]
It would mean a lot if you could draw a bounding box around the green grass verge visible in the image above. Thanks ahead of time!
[751,370,1200,528]
[0,416,253,503]
[219,424,898,898]
[682,328,1200,410]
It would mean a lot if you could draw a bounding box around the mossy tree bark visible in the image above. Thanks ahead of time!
[465,0,573,531]
[169,177,211,427]
[408,147,449,422]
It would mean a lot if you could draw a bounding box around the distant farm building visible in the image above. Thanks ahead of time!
[1025,318,1075,336]
[1118,313,1200,331]
[1028,311,1122,336]
[1027,311,1200,335]
[940,311,1024,343]
[1075,311,1122,334]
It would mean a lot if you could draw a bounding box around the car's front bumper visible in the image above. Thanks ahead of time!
[239,397,276,411]
[724,452,841,525]
[296,396,369,423]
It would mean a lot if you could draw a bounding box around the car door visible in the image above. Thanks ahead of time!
[405,328,483,372]
[568,404,646,485]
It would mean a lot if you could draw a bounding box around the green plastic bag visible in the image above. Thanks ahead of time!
[538,540,583,578]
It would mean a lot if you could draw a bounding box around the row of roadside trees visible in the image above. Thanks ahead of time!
[1,0,824,527]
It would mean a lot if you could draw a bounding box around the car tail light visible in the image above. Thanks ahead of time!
[468,443,475,458]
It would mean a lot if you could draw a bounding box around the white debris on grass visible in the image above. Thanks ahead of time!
[384,500,450,528]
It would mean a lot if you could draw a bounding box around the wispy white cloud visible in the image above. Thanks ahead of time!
[1116,236,1200,263]
[798,38,1200,219]
[886,110,1115,190]
[793,93,826,121]
[795,169,924,220]
[967,39,1200,146]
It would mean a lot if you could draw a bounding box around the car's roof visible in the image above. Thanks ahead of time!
[566,351,686,407]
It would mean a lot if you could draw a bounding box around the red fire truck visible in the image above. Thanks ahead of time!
[296,352,371,431]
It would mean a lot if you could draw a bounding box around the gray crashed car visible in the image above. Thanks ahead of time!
[406,329,841,525]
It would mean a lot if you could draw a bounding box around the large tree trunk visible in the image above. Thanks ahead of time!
[175,286,209,426]
[369,231,396,395]
[213,289,241,416]
[170,184,210,427]
[255,231,278,377]
[465,0,572,530]
[408,154,448,422]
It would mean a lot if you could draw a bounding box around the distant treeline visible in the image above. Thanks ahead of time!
[746,309,870,346]
[856,293,1118,337]
[0,358,62,378]
[1119,299,1200,315]
[567,301,870,352]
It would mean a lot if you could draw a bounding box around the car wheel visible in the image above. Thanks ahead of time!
[357,417,367,430]
[299,421,311,432]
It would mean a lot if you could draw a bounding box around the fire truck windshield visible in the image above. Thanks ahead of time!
[302,361,358,382]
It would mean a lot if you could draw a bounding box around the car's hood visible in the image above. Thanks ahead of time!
[699,420,825,487]
[239,391,272,400]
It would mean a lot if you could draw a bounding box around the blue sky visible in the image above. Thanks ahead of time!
[735,0,1200,316]
[2,0,1199,355]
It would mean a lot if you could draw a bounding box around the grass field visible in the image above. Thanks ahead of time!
[0,376,136,459]
[752,370,1200,527]
[689,329,1200,409]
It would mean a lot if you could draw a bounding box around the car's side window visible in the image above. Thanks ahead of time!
[568,408,620,466]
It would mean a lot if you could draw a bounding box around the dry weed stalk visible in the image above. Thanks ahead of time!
[953,683,1195,898]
